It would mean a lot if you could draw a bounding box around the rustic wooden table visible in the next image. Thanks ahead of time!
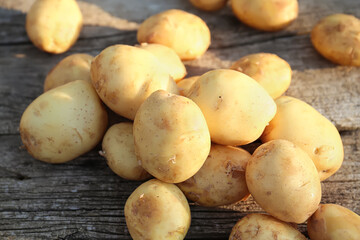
[0,0,359,239]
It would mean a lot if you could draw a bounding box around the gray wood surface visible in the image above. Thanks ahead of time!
[0,0,359,239]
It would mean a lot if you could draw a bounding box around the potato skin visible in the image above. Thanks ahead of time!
[26,0,82,54]
[177,76,200,96]
[261,96,344,181]
[125,179,191,240]
[189,0,228,12]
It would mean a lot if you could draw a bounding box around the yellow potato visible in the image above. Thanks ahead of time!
[307,204,360,240]
[137,9,211,60]
[177,144,250,207]
[20,80,108,164]
[125,179,191,240]
[133,90,211,183]
[311,14,360,66]
[261,96,344,181]
[189,0,228,12]
[230,53,292,99]
[44,53,93,92]
[90,44,179,120]
[26,0,82,54]
[101,123,150,181]
[246,139,321,224]
[177,76,200,96]
[230,0,298,31]
[187,69,276,146]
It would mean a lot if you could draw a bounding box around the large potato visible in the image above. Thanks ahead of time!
[125,179,191,240]
[307,204,360,240]
[261,96,344,181]
[133,90,211,183]
[20,80,108,164]
[311,14,360,66]
[246,139,321,223]
[90,44,179,120]
[26,0,82,54]
[189,0,228,12]
[137,9,211,60]
[177,144,250,207]
[187,69,276,146]
[177,76,200,96]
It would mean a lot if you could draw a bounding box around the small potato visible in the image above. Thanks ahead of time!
[20,80,108,164]
[44,53,93,91]
[26,0,82,54]
[230,0,298,31]
[189,0,228,12]
[230,53,292,99]
[137,9,211,60]
[101,123,150,181]
[261,96,344,181]
[246,139,321,223]
[177,76,200,96]
[125,179,191,240]
[177,144,250,207]
[307,204,360,240]
[311,14,360,66]
[229,213,307,240]
[134,90,211,183]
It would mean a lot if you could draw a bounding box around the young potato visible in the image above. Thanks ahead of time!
[246,140,321,224]
[177,76,200,96]
[125,179,191,240]
[177,144,250,207]
[307,204,360,240]
[229,213,307,240]
[230,53,292,99]
[261,96,344,181]
[133,90,211,183]
[26,0,82,54]
[230,0,298,31]
[101,123,150,181]
[137,9,211,60]
[44,53,93,92]
[90,44,179,120]
[20,80,108,164]
[187,69,276,146]
[311,14,360,66]
[189,0,228,12]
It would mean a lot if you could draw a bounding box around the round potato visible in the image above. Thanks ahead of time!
[189,0,228,12]
[229,213,307,240]
[187,69,276,146]
[230,0,298,31]
[230,53,292,99]
[26,0,82,54]
[177,144,250,207]
[20,80,108,164]
[101,123,150,181]
[137,9,211,60]
[90,44,179,120]
[261,96,344,181]
[307,204,360,240]
[177,76,200,96]
[133,90,211,183]
[44,53,93,91]
[246,139,321,223]
[125,179,191,240]
[311,14,360,66]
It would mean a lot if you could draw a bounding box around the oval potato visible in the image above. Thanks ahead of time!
[177,76,200,96]
[189,0,228,12]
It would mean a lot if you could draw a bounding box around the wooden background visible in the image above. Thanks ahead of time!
[0,0,359,239]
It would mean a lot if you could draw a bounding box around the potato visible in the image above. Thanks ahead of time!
[189,0,228,12]
[90,44,179,120]
[44,53,93,92]
[261,96,344,181]
[177,144,250,207]
[230,53,292,99]
[125,179,191,240]
[137,9,211,60]
[177,76,200,96]
[246,139,321,223]
[307,204,360,240]
[311,14,360,66]
[101,123,150,181]
[187,69,276,146]
[229,213,307,240]
[19,80,108,164]
[230,0,298,31]
[133,90,211,183]
[26,0,82,54]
